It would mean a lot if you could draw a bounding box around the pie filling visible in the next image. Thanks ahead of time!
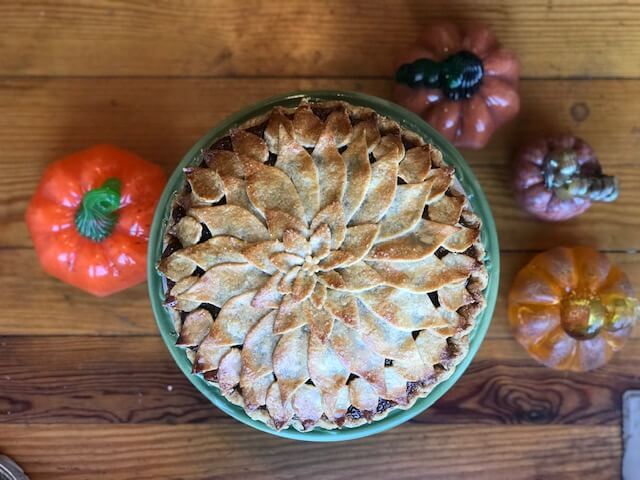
[158,99,487,431]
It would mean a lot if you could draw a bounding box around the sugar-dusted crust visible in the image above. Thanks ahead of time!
[159,99,487,432]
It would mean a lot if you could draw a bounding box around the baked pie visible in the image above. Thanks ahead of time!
[158,99,488,431]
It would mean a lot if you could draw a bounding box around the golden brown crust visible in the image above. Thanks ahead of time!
[158,99,487,432]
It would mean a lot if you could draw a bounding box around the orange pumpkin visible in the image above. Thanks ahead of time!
[26,145,166,296]
[508,246,637,371]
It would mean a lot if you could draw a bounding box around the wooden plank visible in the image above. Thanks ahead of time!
[2,77,640,250]
[0,335,637,426]
[3,248,639,337]
[0,423,621,479]
[1,1,640,78]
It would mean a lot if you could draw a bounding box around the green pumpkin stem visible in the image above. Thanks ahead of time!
[75,178,122,242]
[395,51,484,100]
[542,150,619,202]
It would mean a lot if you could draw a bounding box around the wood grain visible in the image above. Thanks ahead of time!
[2,78,640,250]
[1,1,640,78]
[0,423,621,480]
[2,246,638,338]
[0,335,637,427]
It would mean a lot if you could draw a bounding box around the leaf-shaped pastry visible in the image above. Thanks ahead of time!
[429,195,465,225]
[398,145,432,183]
[323,385,350,424]
[309,224,331,260]
[206,150,243,178]
[318,262,384,293]
[276,125,321,223]
[310,201,346,249]
[348,377,379,413]
[247,165,306,223]
[252,272,284,309]
[372,133,404,163]
[240,311,279,383]
[330,321,386,396]
[283,229,311,257]
[208,291,271,347]
[270,252,304,272]
[231,130,269,163]
[324,108,352,147]
[291,384,324,430]
[384,366,409,405]
[192,338,231,374]
[324,289,359,327]
[308,335,349,394]
[240,373,274,411]
[341,128,372,222]
[274,296,312,334]
[178,263,269,307]
[377,182,431,241]
[241,240,284,274]
[293,103,323,147]
[352,117,381,152]
[168,276,201,312]
[273,327,310,402]
[312,132,347,210]
[425,167,454,202]
[368,253,478,293]
[172,216,202,247]
[265,209,309,240]
[266,382,295,430]
[310,282,328,309]
[217,348,242,393]
[415,329,449,367]
[438,281,476,312]
[319,224,379,270]
[357,303,426,366]
[160,235,248,282]
[158,254,197,282]
[367,220,459,262]
[190,205,269,243]
[350,157,398,225]
[308,307,335,343]
[277,266,300,295]
[443,226,479,252]
[292,270,317,303]
[264,107,294,153]
[359,287,447,331]
[185,167,225,205]
[176,309,213,347]
[221,176,265,221]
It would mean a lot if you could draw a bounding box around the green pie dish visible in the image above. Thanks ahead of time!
[148,91,500,442]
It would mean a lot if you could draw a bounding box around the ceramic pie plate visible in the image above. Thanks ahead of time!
[148,91,499,442]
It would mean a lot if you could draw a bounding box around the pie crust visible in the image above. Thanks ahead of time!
[158,99,487,431]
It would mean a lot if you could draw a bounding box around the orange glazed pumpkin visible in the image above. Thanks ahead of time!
[508,246,637,371]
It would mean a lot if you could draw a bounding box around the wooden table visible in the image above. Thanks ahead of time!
[1,1,639,478]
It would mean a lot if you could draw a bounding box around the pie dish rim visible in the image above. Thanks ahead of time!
[147,90,500,442]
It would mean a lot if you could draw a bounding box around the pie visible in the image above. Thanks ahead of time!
[158,99,488,431]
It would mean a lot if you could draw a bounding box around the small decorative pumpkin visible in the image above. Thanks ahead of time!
[512,135,618,221]
[26,145,166,296]
[393,22,520,149]
[509,246,637,371]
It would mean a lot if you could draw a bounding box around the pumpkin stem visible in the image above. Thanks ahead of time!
[560,297,605,340]
[75,178,121,242]
[542,150,619,202]
[395,51,484,100]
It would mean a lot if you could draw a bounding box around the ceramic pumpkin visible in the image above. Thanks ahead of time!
[26,145,166,296]
[393,22,520,149]
[509,246,637,371]
[512,135,618,221]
